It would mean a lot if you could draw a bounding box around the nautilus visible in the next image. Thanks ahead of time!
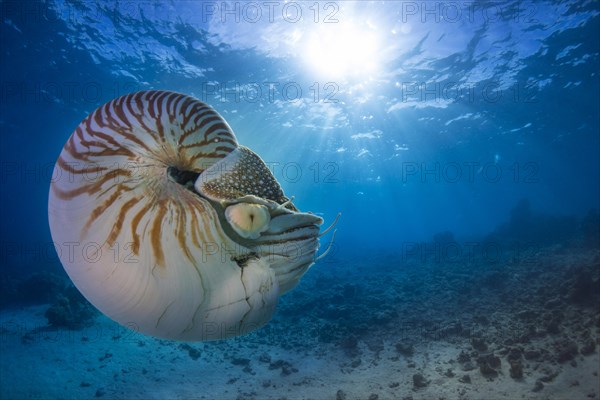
[48,90,337,341]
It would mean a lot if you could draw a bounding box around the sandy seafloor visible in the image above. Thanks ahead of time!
[1,247,599,400]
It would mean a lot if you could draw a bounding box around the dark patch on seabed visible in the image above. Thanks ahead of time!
[1,204,599,399]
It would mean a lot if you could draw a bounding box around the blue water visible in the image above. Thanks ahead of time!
[1,1,599,399]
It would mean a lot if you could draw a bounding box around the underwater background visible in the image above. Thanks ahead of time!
[1,1,599,399]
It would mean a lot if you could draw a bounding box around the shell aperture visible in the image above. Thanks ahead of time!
[48,90,332,341]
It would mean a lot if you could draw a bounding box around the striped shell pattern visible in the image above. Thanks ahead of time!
[48,90,329,341]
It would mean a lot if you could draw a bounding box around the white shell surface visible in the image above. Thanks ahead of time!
[48,90,321,341]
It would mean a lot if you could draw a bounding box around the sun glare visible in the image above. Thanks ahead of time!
[304,23,382,81]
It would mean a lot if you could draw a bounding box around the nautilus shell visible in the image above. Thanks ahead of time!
[48,90,337,341]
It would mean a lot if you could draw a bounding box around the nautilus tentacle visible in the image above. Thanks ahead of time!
[48,90,335,341]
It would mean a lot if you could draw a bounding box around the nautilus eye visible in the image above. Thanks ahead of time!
[48,90,338,341]
[225,203,271,239]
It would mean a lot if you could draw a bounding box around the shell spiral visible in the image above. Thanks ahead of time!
[48,90,325,341]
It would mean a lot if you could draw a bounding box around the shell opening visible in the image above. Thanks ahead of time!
[225,203,271,239]
[167,166,200,189]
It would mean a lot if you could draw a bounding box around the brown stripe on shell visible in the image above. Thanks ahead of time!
[112,96,134,131]
[203,122,230,140]
[82,184,133,238]
[178,108,214,144]
[176,204,190,261]
[85,116,124,149]
[150,199,168,267]
[57,155,108,175]
[106,196,142,248]
[181,136,237,150]
[52,169,132,200]
[165,92,178,125]
[188,204,202,250]
[188,145,238,163]
[130,201,154,255]
[152,91,168,141]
